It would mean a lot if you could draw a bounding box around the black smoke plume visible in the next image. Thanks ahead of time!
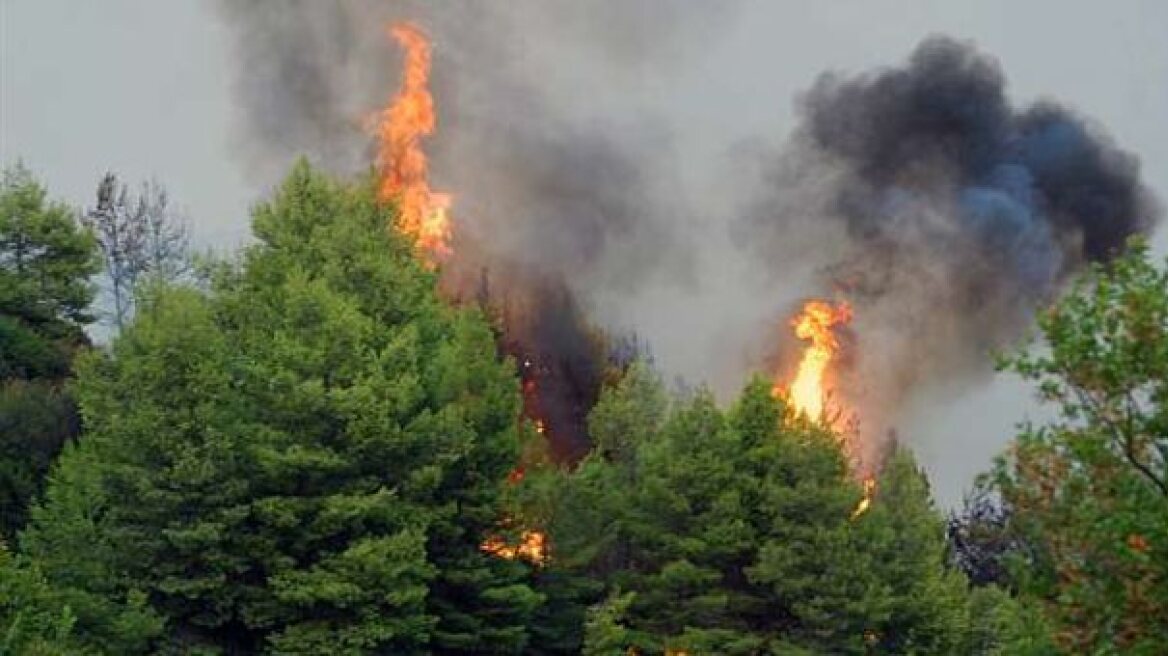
[740,36,1160,461]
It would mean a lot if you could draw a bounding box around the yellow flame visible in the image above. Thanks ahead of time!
[481,530,548,564]
[851,477,876,519]
[787,300,852,419]
[376,21,452,259]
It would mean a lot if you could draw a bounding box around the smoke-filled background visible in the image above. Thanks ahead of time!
[739,36,1161,464]
[4,0,1166,504]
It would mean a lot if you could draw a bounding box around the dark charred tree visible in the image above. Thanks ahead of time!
[947,483,1026,589]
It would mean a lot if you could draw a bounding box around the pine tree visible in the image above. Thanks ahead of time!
[1,164,99,539]
[1,165,100,379]
[1,541,85,656]
[533,371,989,654]
[20,162,539,653]
[851,447,975,653]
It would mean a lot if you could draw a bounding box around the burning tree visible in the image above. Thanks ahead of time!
[518,368,986,654]
[375,21,452,261]
[783,299,852,422]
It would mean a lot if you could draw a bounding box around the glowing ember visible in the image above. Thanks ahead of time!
[376,21,452,259]
[481,530,548,564]
[851,477,876,519]
[786,299,852,420]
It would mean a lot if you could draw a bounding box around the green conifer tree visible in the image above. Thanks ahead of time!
[20,162,539,654]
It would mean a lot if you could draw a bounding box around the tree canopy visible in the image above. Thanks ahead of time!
[1,165,98,541]
[17,162,540,654]
[991,239,1168,653]
[1,164,99,380]
[522,366,988,654]
[6,158,1158,654]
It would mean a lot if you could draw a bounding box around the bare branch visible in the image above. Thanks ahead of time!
[82,173,191,333]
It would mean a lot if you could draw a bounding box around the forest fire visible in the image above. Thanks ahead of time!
[775,299,874,518]
[852,477,876,519]
[376,19,561,565]
[376,21,452,259]
[782,299,852,421]
[481,530,548,564]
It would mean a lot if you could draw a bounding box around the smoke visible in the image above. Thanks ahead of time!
[215,1,740,458]
[738,36,1161,462]
[215,5,1159,469]
[216,1,720,280]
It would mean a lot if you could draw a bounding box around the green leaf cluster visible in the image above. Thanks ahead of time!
[992,240,1168,653]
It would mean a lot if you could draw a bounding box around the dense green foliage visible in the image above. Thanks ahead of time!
[1,541,89,656]
[1,165,99,380]
[1,165,98,540]
[991,240,1168,654]
[0,380,80,541]
[14,163,539,653]
[4,160,1159,654]
[521,366,993,654]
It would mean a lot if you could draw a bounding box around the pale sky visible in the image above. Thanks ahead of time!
[3,0,1166,504]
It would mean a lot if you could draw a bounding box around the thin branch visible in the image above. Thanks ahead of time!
[1066,377,1168,497]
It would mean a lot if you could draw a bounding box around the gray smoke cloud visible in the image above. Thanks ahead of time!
[215,0,743,457]
[215,0,745,293]
[215,5,1159,467]
[215,0,724,278]
[737,36,1161,463]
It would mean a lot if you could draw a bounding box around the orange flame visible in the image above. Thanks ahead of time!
[851,476,876,519]
[376,21,452,259]
[786,300,852,420]
[482,530,548,564]
[778,302,871,514]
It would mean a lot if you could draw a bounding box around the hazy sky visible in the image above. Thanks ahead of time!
[3,0,1166,504]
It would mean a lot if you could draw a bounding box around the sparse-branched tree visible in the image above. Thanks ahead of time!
[947,483,1019,589]
[82,173,190,331]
